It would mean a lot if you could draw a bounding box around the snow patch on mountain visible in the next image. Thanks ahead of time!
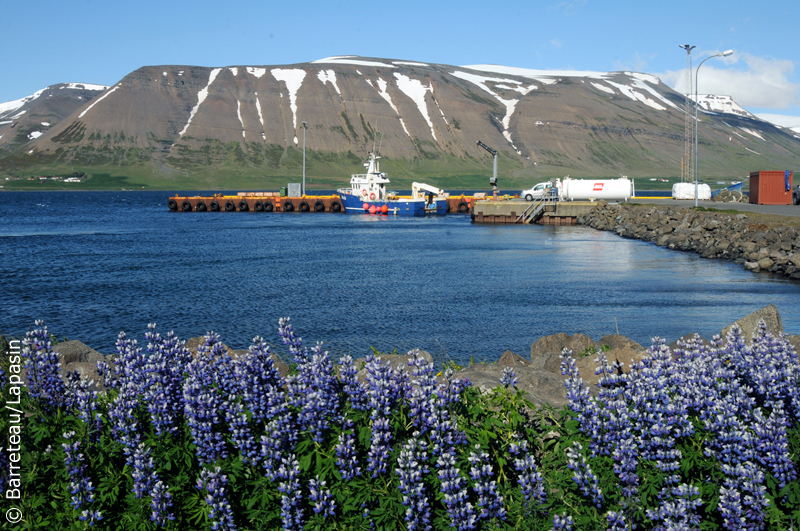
[254,91,265,132]
[739,127,766,141]
[368,78,411,139]
[317,70,341,96]
[628,72,660,85]
[591,82,615,95]
[451,70,536,153]
[28,131,42,140]
[247,67,266,78]
[60,83,108,91]
[462,64,606,83]
[313,56,396,68]
[606,80,666,110]
[229,67,239,77]
[79,84,120,119]
[236,100,245,138]
[178,68,222,137]
[693,94,753,119]
[271,68,306,144]
[0,88,46,118]
[393,61,429,67]
[393,73,437,142]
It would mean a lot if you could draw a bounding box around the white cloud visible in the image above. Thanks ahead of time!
[550,39,562,48]
[755,113,800,129]
[657,52,800,111]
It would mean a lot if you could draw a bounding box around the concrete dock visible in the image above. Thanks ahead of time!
[471,199,598,224]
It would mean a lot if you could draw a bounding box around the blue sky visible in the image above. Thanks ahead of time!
[3,0,799,128]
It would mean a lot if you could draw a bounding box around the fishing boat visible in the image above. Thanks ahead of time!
[337,151,447,216]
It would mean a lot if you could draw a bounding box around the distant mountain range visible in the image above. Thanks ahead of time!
[1,56,798,190]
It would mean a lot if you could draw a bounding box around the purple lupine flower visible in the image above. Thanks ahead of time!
[645,482,702,531]
[276,455,304,531]
[278,317,309,364]
[367,416,392,477]
[234,335,284,424]
[287,344,340,443]
[62,431,102,525]
[197,466,236,531]
[551,513,574,530]
[752,404,797,489]
[396,434,431,530]
[406,349,438,434]
[468,445,506,522]
[509,437,546,507]
[22,321,66,413]
[65,370,102,435]
[565,442,603,508]
[365,355,401,476]
[335,420,361,480]
[309,476,336,518]
[338,354,369,411]
[499,367,518,389]
[611,432,639,503]
[606,511,627,531]
[260,385,296,480]
[108,331,146,464]
[143,325,192,437]
[718,462,768,531]
[560,349,602,445]
[150,480,175,527]
[132,443,155,498]
[183,333,229,465]
[436,451,477,531]
[427,367,470,457]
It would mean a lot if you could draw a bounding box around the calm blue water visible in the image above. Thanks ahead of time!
[2,191,799,364]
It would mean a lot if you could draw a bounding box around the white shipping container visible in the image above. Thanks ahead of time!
[561,177,634,202]
[671,183,711,200]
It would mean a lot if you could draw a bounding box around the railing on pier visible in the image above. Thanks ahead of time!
[516,194,558,224]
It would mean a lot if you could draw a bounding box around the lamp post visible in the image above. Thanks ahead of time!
[302,121,307,196]
[694,49,733,206]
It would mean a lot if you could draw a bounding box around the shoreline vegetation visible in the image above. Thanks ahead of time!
[3,306,800,529]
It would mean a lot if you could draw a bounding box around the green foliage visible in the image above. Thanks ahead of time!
[5,347,800,530]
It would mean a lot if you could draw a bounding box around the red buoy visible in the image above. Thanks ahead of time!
[362,203,370,210]
[369,205,377,214]
[381,205,389,214]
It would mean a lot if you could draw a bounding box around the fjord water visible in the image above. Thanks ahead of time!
[3,191,800,364]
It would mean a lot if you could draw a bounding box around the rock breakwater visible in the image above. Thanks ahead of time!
[578,202,800,279]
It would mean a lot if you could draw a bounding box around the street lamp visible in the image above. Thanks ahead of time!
[302,121,307,196]
[694,49,733,206]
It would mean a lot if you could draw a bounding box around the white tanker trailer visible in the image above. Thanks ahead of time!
[521,176,635,202]
[560,176,634,202]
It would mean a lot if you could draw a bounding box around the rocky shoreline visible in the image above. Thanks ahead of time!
[577,202,800,279]
[5,306,796,411]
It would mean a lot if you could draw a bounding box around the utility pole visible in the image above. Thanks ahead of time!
[302,121,307,196]
[476,140,498,200]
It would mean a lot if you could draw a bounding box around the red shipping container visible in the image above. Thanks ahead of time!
[749,170,793,205]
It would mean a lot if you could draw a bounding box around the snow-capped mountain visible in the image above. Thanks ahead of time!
[1,56,797,181]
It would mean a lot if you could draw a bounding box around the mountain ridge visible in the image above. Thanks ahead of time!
[1,56,798,189]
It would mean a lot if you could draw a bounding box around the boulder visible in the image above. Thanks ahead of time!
[53,340,104,366]
[63,361,105,390]
[497,350,530,367]
[721,304,783,342]
[530,333,595,365]
[596,335,647,371]
[185,337,235,357]
[453,364,568,408]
